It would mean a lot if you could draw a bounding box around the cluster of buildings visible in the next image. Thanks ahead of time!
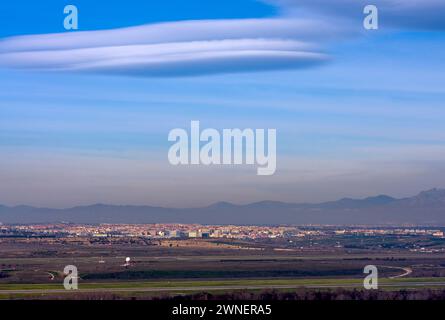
[1,223,444,239]
[0,223,299,239]
[333,228,444,237]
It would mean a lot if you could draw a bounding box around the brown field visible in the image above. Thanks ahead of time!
[2,234,445,299]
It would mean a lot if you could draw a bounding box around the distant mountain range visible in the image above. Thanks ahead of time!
[1,188,445,225]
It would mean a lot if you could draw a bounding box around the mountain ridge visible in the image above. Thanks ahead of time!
[1,188,444,225]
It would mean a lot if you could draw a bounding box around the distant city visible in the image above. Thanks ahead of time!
[1,223,444,241]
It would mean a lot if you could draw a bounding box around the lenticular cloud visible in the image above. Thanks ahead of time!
[0,18,333,77]
[1,0,444,77]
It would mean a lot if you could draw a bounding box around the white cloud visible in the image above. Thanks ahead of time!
[0,18,343,52]
[0,18,340,76]
[0,0,443,77]
[0,38,328,76]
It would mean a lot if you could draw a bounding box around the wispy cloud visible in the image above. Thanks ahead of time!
[0,38,328,76]
[270,0,445,30]
[0,18,338,76]
[0,1,443,77]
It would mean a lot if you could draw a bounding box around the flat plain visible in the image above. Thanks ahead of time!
[2,233,445,299]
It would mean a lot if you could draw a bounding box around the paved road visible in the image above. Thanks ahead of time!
[1,281,445,295]
[377,265,413,279]
[389,267,413,279]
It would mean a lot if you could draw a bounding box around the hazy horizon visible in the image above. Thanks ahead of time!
[1,186,443,210]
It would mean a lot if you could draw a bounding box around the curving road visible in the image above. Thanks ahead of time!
[378,265,413,279]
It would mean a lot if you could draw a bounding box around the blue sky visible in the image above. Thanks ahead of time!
[0,0,276,36]
[0,0,444,207]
